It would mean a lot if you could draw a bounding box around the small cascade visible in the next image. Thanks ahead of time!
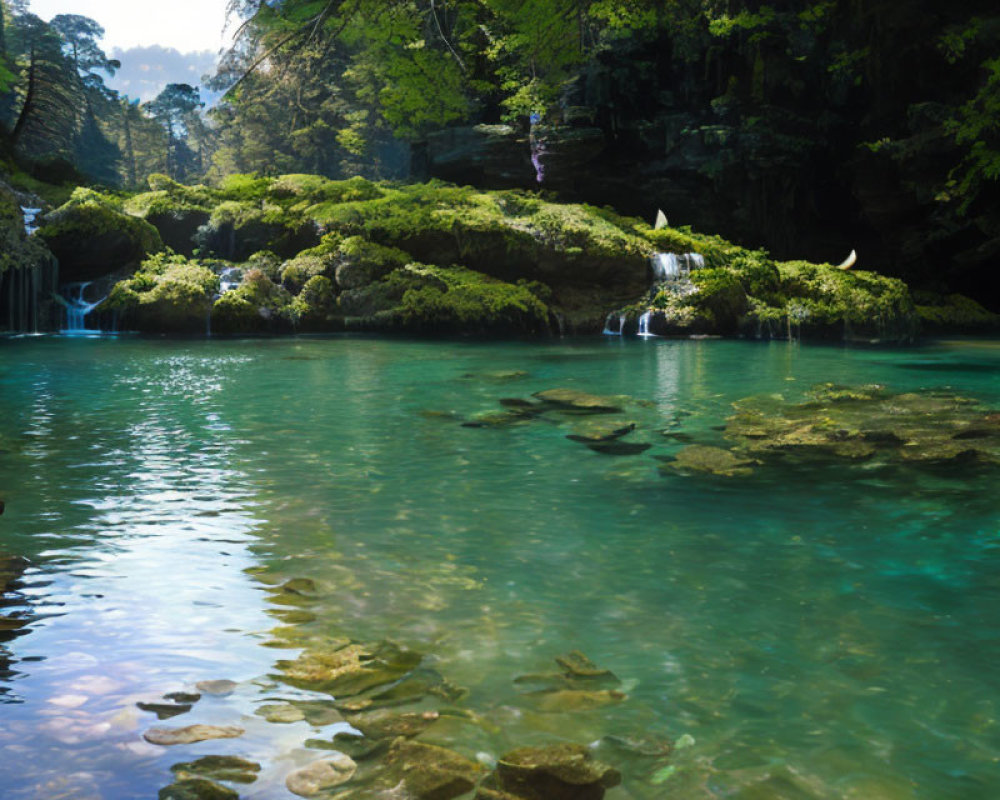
[20,206,41,236]
[219,266,243,294]
[603,312,626,336]
[651,252,705,282]
[637,311,655,337]
[60,282,107,335]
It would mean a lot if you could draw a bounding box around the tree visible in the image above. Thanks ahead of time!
[8,13,76,155]
[146,83,204,180]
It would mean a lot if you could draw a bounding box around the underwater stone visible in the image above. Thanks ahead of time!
[555,651,617,681]
[195,680,238,696]
[170,755,261,784]
[158,778,238,800]
[344,709,441,740]
[489,743,621,800]
[144,725,244,746]
[668,445,756,477]
[382,738,486,800]
[136,701,193,720]
[256,702,306,723]
[566,421,637,443]
[285,754,358,797]
[585,442,651,456]
[528,688,627,713]
[164,692,202,705]
[277,641,421,696]
[532,389,622,414]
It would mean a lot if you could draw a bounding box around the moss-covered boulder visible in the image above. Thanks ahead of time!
[914,292,1000,333]
[334,236,409,290]
[292,275,339,331]
[483,743,621,800]
[212,268,295,334]
[124,177,215,256]
[37,188,163,281]
[195,200,319,261]
[101,253,217,332]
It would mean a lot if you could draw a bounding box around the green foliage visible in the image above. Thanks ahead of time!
[947,57,1000,212]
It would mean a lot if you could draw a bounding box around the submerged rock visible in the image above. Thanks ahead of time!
[144,724,244,746]
[381,738,486,800]
[256,702,306,724]
[712,385,1000,472]
[158,778,238,800]
[585,441,651,456]
[170,755,261,784]
[286,754,358,797]
[485,743,621,800]
[137,701,193,720]
[528,688,627,713]
[344,709,440,740]
[277,640,421,696]
[667,445,756,477]
[555,651,617,681]
[566,421,636,443]
[195,680,238,697]
[532,389,622,414]
[164,692,202,705]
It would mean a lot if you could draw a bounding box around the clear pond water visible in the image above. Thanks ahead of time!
[0,336,998,799]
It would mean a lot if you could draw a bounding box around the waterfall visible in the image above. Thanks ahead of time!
[651,252,705,282]
[219,266,242,294]
[602,312,626,336]
[638,311,654,337]
[20,207,41,236]
[60,282,107,334]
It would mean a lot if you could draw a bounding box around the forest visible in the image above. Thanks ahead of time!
[1,0,999,304]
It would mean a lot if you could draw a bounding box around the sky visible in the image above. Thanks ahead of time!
[29,0,235,101]
[29,0,233,53]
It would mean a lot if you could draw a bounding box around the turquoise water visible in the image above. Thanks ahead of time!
[0,336,998,799]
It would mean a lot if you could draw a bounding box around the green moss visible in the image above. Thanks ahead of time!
[217,173,273,202]
[102,255,217,332]
[915,293,1000,331]
[281,253,334,293]
[394,264,550,333]
[195,201,319,261]
[212,291,262,333]
[37,188,164,277]
[291,275,339,329]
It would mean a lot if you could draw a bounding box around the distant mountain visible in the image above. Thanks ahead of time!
[107,45,223,105]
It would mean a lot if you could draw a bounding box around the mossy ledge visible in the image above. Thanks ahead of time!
[45,173,984,339]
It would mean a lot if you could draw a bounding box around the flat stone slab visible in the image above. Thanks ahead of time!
[286,754,358,797]
[144,724,245,746]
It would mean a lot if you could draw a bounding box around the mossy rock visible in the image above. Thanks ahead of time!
[159,778,238,800]
[276,640,422,696]
[195,200,320,261]
[102,253,217,333]
[37,188,163,281]
[334,236,410,290]
[292,275,339,331]
[211,268,295,333]
[915,292,1000,332]
[380,738,486,800]
[281,253,336,293]
[486,743,621,800]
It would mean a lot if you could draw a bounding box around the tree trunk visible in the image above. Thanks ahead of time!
[122,101,137,187]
